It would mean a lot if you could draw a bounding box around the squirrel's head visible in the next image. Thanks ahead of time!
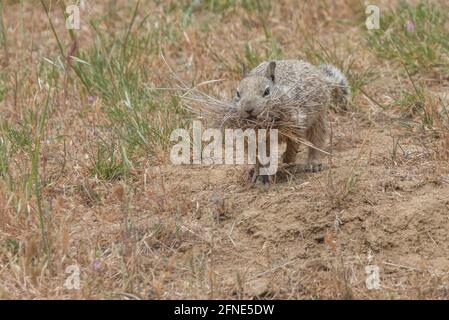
[235,61,276,119]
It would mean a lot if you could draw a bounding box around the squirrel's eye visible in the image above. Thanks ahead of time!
[263,87,270,97]
[236,90,241,99]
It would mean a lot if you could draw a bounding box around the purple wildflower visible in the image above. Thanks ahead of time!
[87,95,97,104]
[92,259,102,271]
[406,20,415,33]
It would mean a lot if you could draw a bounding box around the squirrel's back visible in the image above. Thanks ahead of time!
[249,59,321,87]
[249,59,350,108]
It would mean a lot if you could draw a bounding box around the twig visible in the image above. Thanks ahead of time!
[228,220,237,247]
[383,261,422,272]
[247,258,300,282]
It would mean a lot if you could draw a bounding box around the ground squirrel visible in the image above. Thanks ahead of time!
[234,59,350,184]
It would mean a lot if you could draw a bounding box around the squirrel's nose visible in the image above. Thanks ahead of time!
[244,106,255,114]
[243,102,256,114]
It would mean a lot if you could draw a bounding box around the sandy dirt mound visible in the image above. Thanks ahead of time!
[129,113,449,299]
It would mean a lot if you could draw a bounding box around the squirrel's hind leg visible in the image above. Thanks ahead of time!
[305,113,328,172]
[283,139,299,165]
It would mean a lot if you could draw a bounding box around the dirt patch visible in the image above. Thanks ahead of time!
[125,113,449,299]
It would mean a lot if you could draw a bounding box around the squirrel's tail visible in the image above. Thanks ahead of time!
[319,64,351,108]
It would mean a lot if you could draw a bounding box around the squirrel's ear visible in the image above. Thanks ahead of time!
[265,61,276,82]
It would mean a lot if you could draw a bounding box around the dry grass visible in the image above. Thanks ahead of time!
[1,0,449,299]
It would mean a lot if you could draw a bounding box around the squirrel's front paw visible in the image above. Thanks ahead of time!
[304,162,323,173]
[253,174,270,187]
[248,168,270,187]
